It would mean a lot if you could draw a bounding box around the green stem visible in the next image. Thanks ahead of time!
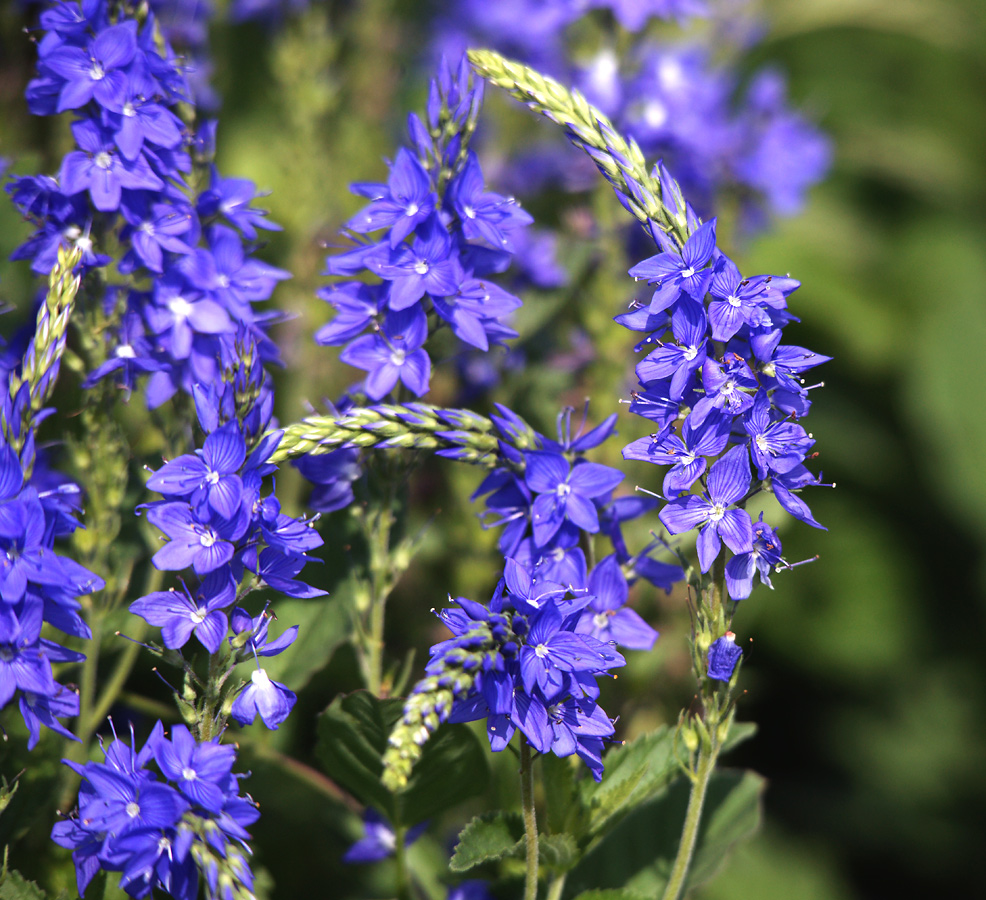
[394,821,412,900]
[546,874,567,900]
[199,650,224,741]
[362,496,395,696]
[520,740,540,900]
[660,741,717,900]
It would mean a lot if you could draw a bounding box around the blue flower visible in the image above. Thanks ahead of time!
[343,809,428,864]
[230,667,296,730]
[346,148,437,246]
[525,451,624,546]
[658,444,754,572]
[52,721,259,900]
[707,632,743,681]
[339,306,431,400]
[128,571,235,654]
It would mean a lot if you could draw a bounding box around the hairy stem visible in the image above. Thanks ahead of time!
[661,740,717,900]
[520,740,540,900]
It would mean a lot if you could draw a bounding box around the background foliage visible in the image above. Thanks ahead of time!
[1,1,984,898]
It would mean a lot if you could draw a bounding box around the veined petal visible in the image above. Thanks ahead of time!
[659,496,711,535]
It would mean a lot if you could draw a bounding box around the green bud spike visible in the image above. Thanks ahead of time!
[466,48,691,248]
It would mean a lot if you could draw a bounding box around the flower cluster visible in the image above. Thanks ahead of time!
[473,405,684,600]
[383,405,685,786]
[0,443,103,747]
[131,379,321,730]
[390,566,626,783]
[576,43,831,223]
[319,57,533,400]
[52,721,259,900]
[617,170,829,600]
[0,248,104,748]
[435,1,829,225]
[10,0,289,409]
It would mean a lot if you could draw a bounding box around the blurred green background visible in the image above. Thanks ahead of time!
[2,1,986,898]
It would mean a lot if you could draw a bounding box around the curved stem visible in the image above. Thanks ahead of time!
[546,873,567,900]
[520,740,540,900]
[660,741,717,900]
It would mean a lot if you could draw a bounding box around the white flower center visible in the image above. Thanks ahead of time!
[659,57,685,91]
[89,62,105,81]
[593,612,610,629]
[390,348,406,366]
[413,259,429,275]
[191,608,207,624]
[182,767,197,782]
[643,99,668,129]
[555,482,571,498]
[727,294,741,308]
[94,151,113,170]
[168,297,193,320]
[125,801,141,819]
[198,528,217,548]
[116,344,136,359]
[709,502,726,524]
[535,644,550,659]
[680,266,695,279]
[406,203,419,216]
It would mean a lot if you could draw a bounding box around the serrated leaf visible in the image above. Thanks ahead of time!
[315,691,403,818]
[315,691,489,827]
[0,871,46,900]
[580,726,678,839]
[540,752,581,836]
[401,716,490,823]
[538,832,579,871]
[449,812,525,872]
[566,769,764,897]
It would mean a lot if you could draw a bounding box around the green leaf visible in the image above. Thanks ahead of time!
[401,716,490,823]
[449,812,525,872]
[722,721,757,754]
[316,691,404,818]
[538,833,579,872]
[315,691,489,826]
[0,871,46,900]
[568,891,647,900]
[540,752,582,837]
[566,769,764,897]
[687,770,765,890]
[579,726,679,840]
